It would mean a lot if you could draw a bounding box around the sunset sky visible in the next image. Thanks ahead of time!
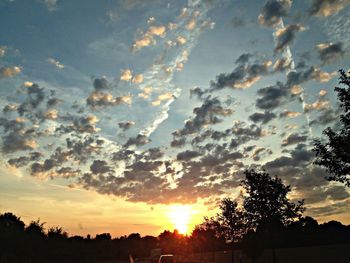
[1,0,350,237]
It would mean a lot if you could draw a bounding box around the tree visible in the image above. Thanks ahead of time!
[189,224,226,252]
[158,230,187,254]
[199,169,305,245]
[95,233,112,240]
[0,212,27,261]
[0,212,25,233]
[313,69,350,186]
[242,169,305,228]
[202,198,247,243]
[47,226,68,239]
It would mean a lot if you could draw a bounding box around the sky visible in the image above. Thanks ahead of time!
[1,0,350,237]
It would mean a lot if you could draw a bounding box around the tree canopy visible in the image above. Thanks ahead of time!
[313,69,350,186]
[201,169,305,244]
[242,169,304,227]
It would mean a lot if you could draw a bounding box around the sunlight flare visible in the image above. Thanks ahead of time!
[167,205,192,234]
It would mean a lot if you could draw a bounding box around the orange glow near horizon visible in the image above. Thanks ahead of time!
[167,205,192,235]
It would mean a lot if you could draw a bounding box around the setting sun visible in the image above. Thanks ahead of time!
[167,205,192,235]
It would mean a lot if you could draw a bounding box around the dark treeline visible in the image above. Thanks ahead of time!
[1,211,350,263]
[1,170,350,263]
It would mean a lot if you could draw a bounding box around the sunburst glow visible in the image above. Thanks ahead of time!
[167,205,192,234]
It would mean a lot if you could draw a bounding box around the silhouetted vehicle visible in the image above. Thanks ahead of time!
[159,254,176,263]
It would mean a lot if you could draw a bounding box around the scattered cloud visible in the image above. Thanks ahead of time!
[120,69,133,81]
[316,42,345,64]
[274,24,306,52]
[258,0,292,27]
[0,66,21,78]
[249,111,276,124]
[48,57,64,69]
[309,0,350,17]
[42,0,58,12]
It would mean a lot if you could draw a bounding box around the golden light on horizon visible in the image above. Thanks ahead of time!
[167,205,192,235]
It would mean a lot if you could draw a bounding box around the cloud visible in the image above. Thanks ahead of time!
[145,147,164,160]
[235,53,253,65]
[93,77,110,91]
[177,150,201,161]
[131,25,166,52]
[151,92,174,106]
[8,152,42,168]
[279,110,301,118]
[56,115,100,134]
[120,0,161,11]
[319,89,328,96]
[29,147,74,177]
[304,99,330,112]
[273,57,293,72]
[229,121,269,148]
[2,133,38,153]
[3,104,18,113]
[132,74,144,84]
[45,109,58,120]
[0,46,6,57]
[0,66,21,78]
[118,121,135,131]
[256,82,289,110]
[170,137,186,148]
[309,0,350,17]
[48,57,64,69]
[274,24,306,52]
[148,25,166,36]
[17,83,46,116]
[309,108,339,126]
[264,144,314,170]
[54,167,81,178]
[251,147,273,161]
[316,42,345,64]
[120,69,133,82]
[66,137,104,163]
[286,66,336,87]
[281,133,308,147]
[175,97,233,136]
[138,86,153,99]
[125,134,150,147]
[0,117,41,153]
[86,92,132,108]
[42,0,58,12]
[258,0,292,27]
[249,111,276,124]
[211,60,272,90]
[90,160,112,175]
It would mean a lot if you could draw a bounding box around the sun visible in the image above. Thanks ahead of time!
[167,205,192,234]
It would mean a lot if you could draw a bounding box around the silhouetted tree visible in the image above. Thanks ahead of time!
[314,69,350,186]
[189,225,226,253]
[242,169,305,228]
[47,226,68,239]
[202,198,247,243]
[25,219,46,261]
[196,168,305,262]
[1,210,350,262]
[158,230,188,254]
[26,219,46,238]
[0,212,25,232]
[0,213,27,262]
[95,232,112,240]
